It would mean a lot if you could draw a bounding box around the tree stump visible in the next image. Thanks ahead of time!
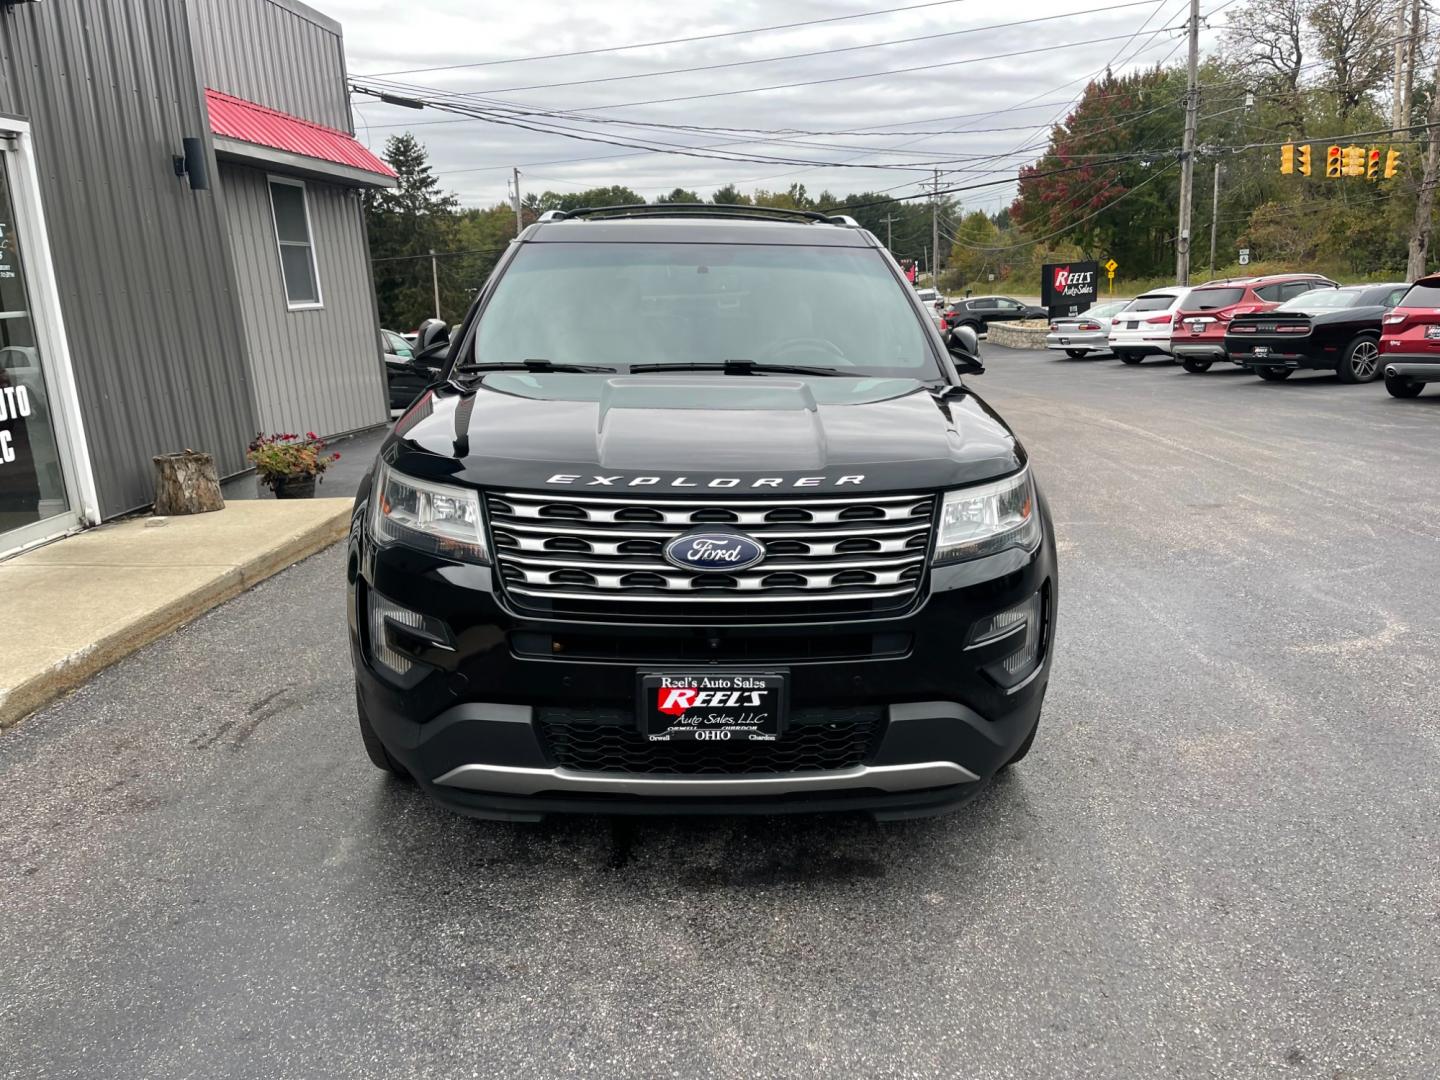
[152,450,225,515]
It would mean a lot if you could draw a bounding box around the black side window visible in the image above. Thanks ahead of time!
[1254,284,1283,302]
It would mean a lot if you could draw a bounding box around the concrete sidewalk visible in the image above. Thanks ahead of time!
[0,499,352,728]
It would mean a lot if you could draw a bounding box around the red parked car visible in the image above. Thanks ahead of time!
[1380,274,1440,398]
[1171,273,1338,373]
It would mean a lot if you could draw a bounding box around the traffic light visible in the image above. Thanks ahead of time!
[1297,144,1312,176]
[1341,145,1366,176]
[1367,148,1381,180]
[1280,144,1294,174]
[1385,148,1401,178]
[1326,146,1342,178]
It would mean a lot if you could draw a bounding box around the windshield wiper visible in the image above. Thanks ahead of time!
[453,359,618,375]
[629,359,842,377]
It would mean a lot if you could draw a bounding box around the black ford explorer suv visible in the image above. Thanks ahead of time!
[348,205,1058,821]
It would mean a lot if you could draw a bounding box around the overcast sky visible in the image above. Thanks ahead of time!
[331,0,1229,213]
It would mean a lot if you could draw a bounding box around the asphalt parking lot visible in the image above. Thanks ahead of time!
[2,346,1437,1080]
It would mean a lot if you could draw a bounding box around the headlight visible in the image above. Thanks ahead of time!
[371,462,488,563]
[933,468,1040,565]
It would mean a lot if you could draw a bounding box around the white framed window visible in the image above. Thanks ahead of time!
[266,176,322,309]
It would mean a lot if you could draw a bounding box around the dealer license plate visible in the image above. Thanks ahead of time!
[1126,320,1139,329]
[1426,326,1440,340]
[1059,336,1070,344]
[640,672,787,741]
[1253,346,1269,356]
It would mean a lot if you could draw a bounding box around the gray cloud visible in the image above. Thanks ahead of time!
[335,0,1220,210]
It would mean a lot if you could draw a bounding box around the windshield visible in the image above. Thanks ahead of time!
[469,242,939,379]
[1084,302,1128,319]
[1186,287,1246,309]
[1126,294,1179,312]
[1275,289,1359,312]
[1399,283,1440,308]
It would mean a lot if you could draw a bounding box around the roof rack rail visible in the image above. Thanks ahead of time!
[538,203,861,227]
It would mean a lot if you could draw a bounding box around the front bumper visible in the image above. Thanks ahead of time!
[348,499,1058,821]
[1383,356,1440,382]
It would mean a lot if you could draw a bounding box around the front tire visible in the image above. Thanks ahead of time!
[356,685,413,782]
[1256,366,1293,381]
[1181,357,1212,373]
[1385,374,1424,398]
[1336,335,1381,383]
[1065,349,1088,359]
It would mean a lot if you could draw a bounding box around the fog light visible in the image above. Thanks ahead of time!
[368,591,429,678]
[970,591,1044,688]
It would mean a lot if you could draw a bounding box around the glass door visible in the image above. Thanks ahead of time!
[0,126,85,551]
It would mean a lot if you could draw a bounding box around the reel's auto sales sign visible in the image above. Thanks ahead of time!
[1041,261,1099,313]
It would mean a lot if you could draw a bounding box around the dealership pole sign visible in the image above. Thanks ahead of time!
[1041,261,1098,316]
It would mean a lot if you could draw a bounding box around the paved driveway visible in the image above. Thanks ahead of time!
[2,349,1437,1079]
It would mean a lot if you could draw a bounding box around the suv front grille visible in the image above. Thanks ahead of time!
[537,706,884,775]
[486,490,934,622]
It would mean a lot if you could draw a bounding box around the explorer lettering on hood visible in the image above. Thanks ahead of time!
[545,473,866,488]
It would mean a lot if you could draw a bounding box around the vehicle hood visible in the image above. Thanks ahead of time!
[386,374,1024,493]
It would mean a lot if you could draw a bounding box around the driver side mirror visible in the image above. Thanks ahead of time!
[414,318,451,363]
[945,326,984,375]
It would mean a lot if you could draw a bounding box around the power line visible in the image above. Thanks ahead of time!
[947,160,1183,250]
[354,26,1185,122]
[411,2,1164,98]
[360,0,979,77]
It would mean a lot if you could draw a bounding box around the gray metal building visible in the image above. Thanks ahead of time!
[0,0,392,557]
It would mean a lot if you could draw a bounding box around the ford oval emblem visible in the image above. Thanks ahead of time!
[663,531,767,573]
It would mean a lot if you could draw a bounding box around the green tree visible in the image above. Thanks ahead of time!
[710,184,752,205]
[365,133,461,330]
[525,185,646,213]
[946,212,1002,287]
[655,187,701,203]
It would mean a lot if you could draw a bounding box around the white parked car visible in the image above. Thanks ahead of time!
[1108,286,1190,365]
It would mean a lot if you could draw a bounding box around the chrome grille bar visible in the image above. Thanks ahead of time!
[485,488,935,617]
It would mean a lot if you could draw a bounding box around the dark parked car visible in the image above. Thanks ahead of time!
[1380,274,1440,398]
[348,204,1057,821]
[943,295,1048,332]
[1224,283,1409,382]
[382,322,446,411]
[1172,273,1338,373]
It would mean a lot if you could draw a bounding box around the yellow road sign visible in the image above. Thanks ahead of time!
[1104,258,1118,272]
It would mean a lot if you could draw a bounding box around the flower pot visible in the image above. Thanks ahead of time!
[270,473,316,499]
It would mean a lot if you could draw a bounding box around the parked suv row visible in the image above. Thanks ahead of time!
[1171,274,1339,373]
[1079,271,1440,400]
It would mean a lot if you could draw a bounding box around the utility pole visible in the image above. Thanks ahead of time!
[1402,0,1422,126]
[930,168,941,288]
[1208,162,1222,276]
[1175,0,1200,285]
[430,249,440,320]
[1393,0,1408,131]
[881,213,896,252]
[512,167,523,235]
[1404,49,1440,280]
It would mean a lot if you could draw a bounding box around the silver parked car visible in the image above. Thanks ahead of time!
[1045,301,1130,358]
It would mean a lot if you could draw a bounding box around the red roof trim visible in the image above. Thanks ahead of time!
[204,89,396,180]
